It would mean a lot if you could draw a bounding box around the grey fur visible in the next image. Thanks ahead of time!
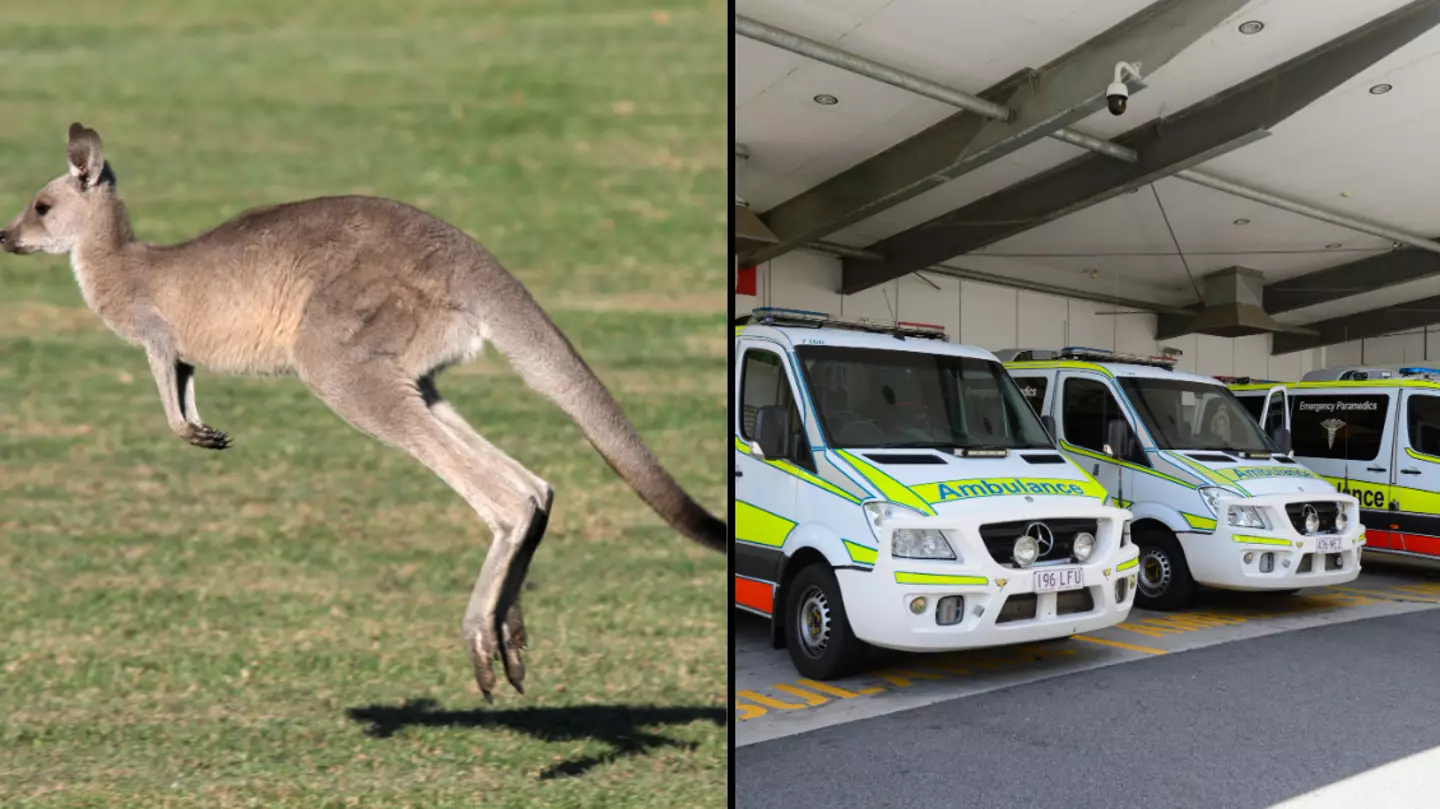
[1,123,726,700]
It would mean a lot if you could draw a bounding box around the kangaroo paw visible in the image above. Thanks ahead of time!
[465,619,500,702]
[184,423,231,450]
[500,601,527,695]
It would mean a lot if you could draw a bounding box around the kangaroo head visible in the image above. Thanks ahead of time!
[1,122,117,256]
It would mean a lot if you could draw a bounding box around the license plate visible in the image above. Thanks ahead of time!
[1316,537,1343,553]
[1033,567,1084,593]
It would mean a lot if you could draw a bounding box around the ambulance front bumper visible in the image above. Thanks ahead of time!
[837,501,1139,653]
[1179,492,1365,591]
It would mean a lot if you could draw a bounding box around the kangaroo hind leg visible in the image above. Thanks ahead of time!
[299,363,544,699]
[419,376,554,697]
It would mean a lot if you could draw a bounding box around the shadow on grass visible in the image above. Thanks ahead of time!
[345,697,724,779]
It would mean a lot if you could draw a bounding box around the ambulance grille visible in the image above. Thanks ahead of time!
[1284,502,1341,535]
[978,519,1099,566]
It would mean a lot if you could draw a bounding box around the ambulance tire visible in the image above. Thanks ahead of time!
[1133,525,1194,612]
[784,563,867,680]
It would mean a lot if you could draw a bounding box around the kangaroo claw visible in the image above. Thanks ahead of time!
[185,423,231,450]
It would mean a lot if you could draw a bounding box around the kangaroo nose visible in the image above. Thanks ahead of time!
[0,230,7,245]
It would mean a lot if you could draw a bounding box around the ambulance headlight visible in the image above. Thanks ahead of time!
[864,500,924,527]
[1335,510,1349,533]
[1199,486,1225,515]
[891,529,956,560]
[1227,505,1268,530]
[1073,532,1096,562]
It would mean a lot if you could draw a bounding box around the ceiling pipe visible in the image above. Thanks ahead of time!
[735,15,1139,164]
[1173,168,1440,257]
[739,14,1440,259]
[925,262,1193,316]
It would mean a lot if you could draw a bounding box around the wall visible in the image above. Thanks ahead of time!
[737,250,1325,379]
[1324,328,1440,369]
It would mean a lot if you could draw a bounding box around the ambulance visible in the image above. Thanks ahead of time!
[1001,347,1364,611]
[1226,366,1440,559]
[732,308,1138,680]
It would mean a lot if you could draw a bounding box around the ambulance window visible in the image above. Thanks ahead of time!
[738,349,800,441]
[1015,377,1048,416]
[1406,394,1440,456]
[1236,395,1264,423]
[1263,392,1285,436]
[1062,377,1127,454]
[1289,394,1389,460]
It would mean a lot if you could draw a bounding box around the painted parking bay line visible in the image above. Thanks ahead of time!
[735,577,1440,747]
[1068,587,1439,656]
[734,636,1156,748]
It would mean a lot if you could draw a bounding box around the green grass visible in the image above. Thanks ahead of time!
[0,1,728,806]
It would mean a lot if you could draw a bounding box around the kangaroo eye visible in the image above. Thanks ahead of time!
[34,202,50,216]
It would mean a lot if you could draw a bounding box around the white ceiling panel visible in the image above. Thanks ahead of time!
[944,254,1201,307]
[1072,0,1419,139]
[736,48,954,210]
[736,0,1161,210]
[828,137,1088,245]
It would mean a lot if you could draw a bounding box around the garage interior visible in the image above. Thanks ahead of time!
[733,2,1440,806]
[735,0,1440,379]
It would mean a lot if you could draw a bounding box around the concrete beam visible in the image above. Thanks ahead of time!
[1265,244,1440,314]
[742,0,1249,265]
[1272,295,1440,354]
[842,0,1440,295]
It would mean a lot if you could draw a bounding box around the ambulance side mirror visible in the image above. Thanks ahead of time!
[1271,425,1292,455]
[1041,414,1056,440]
[752,405,790,461]
[1104,418,1137,462]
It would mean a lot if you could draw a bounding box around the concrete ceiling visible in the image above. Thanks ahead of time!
[735,0,1440,347]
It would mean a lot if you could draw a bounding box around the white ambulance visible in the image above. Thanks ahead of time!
[1226,366,1440,560]
[1001,347,1364,611]
[733,308,1138,680]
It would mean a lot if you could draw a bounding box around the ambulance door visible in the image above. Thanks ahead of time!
[1259,385,1290,440]
[1055,372,1141,505]
[1393,389,1440,556]
[733,341,804,616]
[1291,390,1397,548]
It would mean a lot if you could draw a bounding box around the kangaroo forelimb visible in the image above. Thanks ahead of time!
[146,349,230,450]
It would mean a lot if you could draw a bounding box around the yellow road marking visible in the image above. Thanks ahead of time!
[736,689,819,710]
[1331,585,1440,604]
[797,679,885,698]
[1071,634,1167,655]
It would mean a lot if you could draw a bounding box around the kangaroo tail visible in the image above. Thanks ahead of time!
[485,299,726,554]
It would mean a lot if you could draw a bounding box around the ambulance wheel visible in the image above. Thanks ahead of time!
[1133,526,1194,611]
[785,563,867,680]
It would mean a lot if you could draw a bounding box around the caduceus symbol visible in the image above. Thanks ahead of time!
[1321,418,1346,449]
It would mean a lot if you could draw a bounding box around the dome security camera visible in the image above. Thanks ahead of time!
[1108,61,1141,116]
[1106,81,1129,115]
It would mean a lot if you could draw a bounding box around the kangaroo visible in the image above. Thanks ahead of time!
[0,123,727,700]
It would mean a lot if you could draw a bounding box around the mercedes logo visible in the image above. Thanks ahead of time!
[1024,522,1056,557]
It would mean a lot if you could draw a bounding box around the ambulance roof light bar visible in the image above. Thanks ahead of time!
[1055,345,1179,370]
[1215,375,1279,385]
[1400,366,1440,380]
[746,306,949,340]
[1300,366,1395,382]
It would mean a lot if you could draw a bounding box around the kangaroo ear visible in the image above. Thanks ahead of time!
[66,122,105,189]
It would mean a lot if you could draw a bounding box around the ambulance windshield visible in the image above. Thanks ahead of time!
[1119,377,1277,453]
[795,346,1053,450]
